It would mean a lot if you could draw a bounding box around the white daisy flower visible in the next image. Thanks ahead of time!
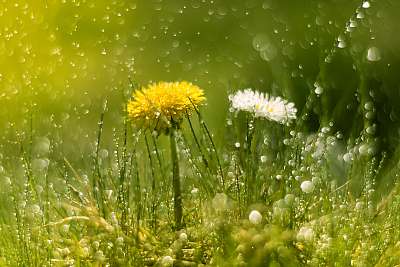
[262,96,297,124]
[254,94,270,118]
[229,89,297,125]
[228,89,266,113]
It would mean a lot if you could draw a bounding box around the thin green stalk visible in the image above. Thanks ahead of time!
[186,113,209,168]
[180,132,214,196]
[234,155,242,217]
[118,116,128,232]
[188,98,225,188]
[44,166,52,263]
[185,113,215,195]
[245,116,259,205]
[151,133,169,196]
[144,133,157,232]
[21,152,38,202]
[170,127,183,229]
[151,133,164,172]
[131,151,141,245]
[10,172,29,266]
[94,101,107,218]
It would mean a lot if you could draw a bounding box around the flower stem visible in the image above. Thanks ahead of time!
[170,127,183,229]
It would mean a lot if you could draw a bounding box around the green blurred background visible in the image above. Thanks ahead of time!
[1,0,400,157]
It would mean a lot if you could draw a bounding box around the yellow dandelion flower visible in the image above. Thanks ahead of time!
[127,81,206,132]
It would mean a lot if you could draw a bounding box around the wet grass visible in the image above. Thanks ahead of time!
[1,86,400,266]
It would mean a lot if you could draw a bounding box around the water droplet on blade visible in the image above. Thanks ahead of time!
[367,47,381,62]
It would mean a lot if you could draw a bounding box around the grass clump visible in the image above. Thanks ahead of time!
[1,81,400,266]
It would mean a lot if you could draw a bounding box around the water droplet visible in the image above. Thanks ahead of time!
[262,1,272,9]
[366,124,376,135]
[315,85,324,95]
[367,47,381,62]
[338,41,346,48]
[99,149,109,158]
[260,44,277,61]
[252,34,270,51]
[365,111,375,120]
[364,101,374,110]
[32,158,50,172]
[248,210,262,224]
[349,19,358,28]
[362,1,370,9]
[300,180,314,193]
[343,153,353,162]
[260,155,267,163]
[321,127,330,134]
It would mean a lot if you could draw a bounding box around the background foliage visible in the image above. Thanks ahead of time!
[1,0,399,144]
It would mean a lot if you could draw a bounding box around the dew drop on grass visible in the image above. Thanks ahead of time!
[314,85,323,95]
[301,180,315,193]
[364,101,374,110]
[349,19,358,28]
[99,148,109,158]
[32,158,49,172]
[260,155,267,163]
[365,111,375,120]
[367,47,381,62]
[321,127,330,134]
[252,34,269,51]
[260,45,277,61]
[355,201,364,210]
[356,10,365,19]
[249,210,262,224]
[283,139,290,145]
[368,146,377,156]
[366,124,376,135]
[338,41,346,49]
[191,187,199,195]
[284,194,295,206]
[4,177,11,186]
[362,1,371,9]
[34,137,50,155]
[343,153,352,162]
